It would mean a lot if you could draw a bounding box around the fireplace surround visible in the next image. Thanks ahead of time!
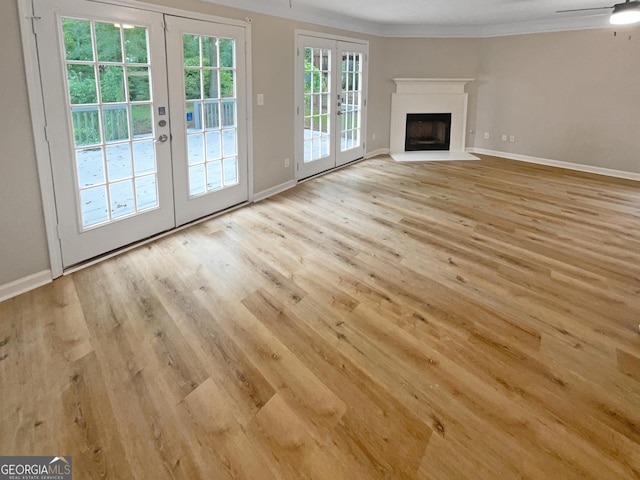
[405,113,452,151]
[390,78,478,161]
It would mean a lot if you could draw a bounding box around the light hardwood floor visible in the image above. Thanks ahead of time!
[1,154,640,479]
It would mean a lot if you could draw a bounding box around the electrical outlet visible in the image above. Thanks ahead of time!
[372,133,376,141]
[284,158,290,168]
[509,135,515,143]
[257,93,264,106]
[502,134,507,142]
[484,132,489,139]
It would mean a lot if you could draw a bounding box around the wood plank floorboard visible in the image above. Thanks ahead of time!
[1,154,640,479]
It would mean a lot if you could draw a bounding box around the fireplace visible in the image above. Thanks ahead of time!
[405,113,452,151]
[390,78,478,161]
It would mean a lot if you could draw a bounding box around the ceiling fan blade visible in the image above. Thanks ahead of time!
[556,6,613,13]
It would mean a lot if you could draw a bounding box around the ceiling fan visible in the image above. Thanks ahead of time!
[556,0,640,24]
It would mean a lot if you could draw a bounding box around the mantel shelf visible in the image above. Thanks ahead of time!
[393,78,475,85]
[393,78,474,95]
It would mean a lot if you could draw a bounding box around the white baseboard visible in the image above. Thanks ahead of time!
[0,270,52,303]
[468,148,640,182]
[253,180,297,202]
[254,151,388,203]
[365,148,390,159]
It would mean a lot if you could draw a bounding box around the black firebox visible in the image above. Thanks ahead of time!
[404,113,452,151]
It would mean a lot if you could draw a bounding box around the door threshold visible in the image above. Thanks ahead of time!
[298,157,365,183]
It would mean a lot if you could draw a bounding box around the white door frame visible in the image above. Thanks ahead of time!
[17,0,254,278]
[294,29,368,181]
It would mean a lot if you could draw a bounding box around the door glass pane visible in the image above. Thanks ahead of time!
[205,101,220,129]
[202,37,218,67]
[103,106,129,143]
[124,27,148,64]
[189,164,206,196]
[135,175,157,210]
[110,180,135,218]
[182,34,238,197]
[133,140,155,175]
[80,186,109,227]
[221,70,234,98]
[127,67,150,101]
[185,69,201,100]
[186,101,202,131]
[206,161,222,190]
[183,35,200,64]
[100,66,126,103]
[222,129,236,157]
[303,47,331,163]
[77,147,105,187]
[203,70,219,99]
[72,106,101,146]
[188,134,204,165]
[62,18,94,61]
[61,17,160,229]
[221,99,235,127]
[130,104,153,137]
[106,144,132,181]
[219,38,234,67]
[340,51,363,153]
[206,131,221,160]
[96,22,123,62]
[223,157,238,185]
[67,65,98,104]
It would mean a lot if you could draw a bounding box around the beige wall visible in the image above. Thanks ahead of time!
[374,37,482,150]
[474,27,640,172]
[0,0,50,286]
[1,0,639,288]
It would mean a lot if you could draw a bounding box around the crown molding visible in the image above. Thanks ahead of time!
[201,0,616,37]
[200,0,383,36]
[382,15,613,38]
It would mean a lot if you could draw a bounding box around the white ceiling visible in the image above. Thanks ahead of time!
[203,0,624,37]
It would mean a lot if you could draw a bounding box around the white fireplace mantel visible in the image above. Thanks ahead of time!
[390,78,475,159]
[393,78,474,95]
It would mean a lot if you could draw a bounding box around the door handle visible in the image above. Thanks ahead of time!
[156,134,169,143]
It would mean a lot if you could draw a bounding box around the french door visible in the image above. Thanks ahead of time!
[166,17,248,226]
[296,35,368,179]
[34,0,248,268]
